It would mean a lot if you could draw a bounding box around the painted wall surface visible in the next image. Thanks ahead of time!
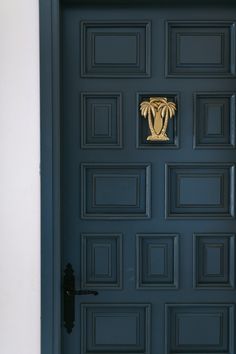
[0,1,40,354]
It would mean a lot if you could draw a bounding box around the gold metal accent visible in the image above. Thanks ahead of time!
[140,97,177,141]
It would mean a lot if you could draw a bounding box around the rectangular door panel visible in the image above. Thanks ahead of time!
[81,233,122,289]
[81,21,151,77]
[166,304,235,354]
[193,92,236,149]
[81,304,151,354]
[166,21,236,77]
[193,233,235,288]
[81,163,151,219]
[165,163,235,218]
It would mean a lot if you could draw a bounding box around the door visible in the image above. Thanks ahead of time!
[61,3,236,354]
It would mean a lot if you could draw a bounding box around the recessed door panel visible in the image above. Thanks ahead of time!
[81,21,151,77]
[166,21,236,77]
[166,304,234,354]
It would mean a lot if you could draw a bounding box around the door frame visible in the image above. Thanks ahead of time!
[40,0,61,353]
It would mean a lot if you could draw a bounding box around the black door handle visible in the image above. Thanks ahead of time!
[63,263,98,333]
[65,289,98,296]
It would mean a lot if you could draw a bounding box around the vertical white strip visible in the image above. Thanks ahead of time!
[0,1,40,353]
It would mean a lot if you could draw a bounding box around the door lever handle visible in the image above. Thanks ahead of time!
[65,289,98,296]
[63,263,98,333]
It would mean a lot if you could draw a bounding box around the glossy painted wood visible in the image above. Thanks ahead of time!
[40,1,236,354]
[40,0,61,353]
[61,5,236,354]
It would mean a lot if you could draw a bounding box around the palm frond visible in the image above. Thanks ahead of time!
[140,101,151,118]
[158,100,176,119]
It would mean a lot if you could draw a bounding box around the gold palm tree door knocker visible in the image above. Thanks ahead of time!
[140,97,177,141]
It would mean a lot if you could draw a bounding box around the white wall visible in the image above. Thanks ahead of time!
[0,1,40,354]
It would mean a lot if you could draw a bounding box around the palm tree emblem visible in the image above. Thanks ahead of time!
[140,97,176,141]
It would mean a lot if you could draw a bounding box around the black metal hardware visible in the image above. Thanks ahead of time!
[63,263,98,333]
[66,289,98,296]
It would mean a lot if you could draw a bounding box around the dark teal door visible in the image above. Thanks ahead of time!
[61,3,236,354]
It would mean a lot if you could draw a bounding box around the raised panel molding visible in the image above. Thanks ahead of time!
[81,163,151,219]
[166,21,236,77]
[137,92,180,149]
[81,21,151,77]
[81,304,151,354]
[165,304,235,354]
[194,92,236,149]
[81,233,122,289]
[136,234,179,288]
[193,233,235,288]
[81,92,122,149]
[165,163,235,219]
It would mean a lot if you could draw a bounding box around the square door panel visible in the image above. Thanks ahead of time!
[81,233,122,289]
[81,93,122,148]
[81,163,151,219]
[136,234,179,288]
[166,21,236,77]
[81,304,151,354]
[165,163,235,219]
[193,233,235,288]
[194,93,236,149]
[165,304,234,354]
[81,21,151,77]
[137,93,179,149]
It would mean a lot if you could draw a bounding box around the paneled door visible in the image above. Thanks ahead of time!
[61,3,236,354]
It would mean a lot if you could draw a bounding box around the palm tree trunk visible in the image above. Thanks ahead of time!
[148,110,156,136]
[154,110,162,135]
[161,111,169,135]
